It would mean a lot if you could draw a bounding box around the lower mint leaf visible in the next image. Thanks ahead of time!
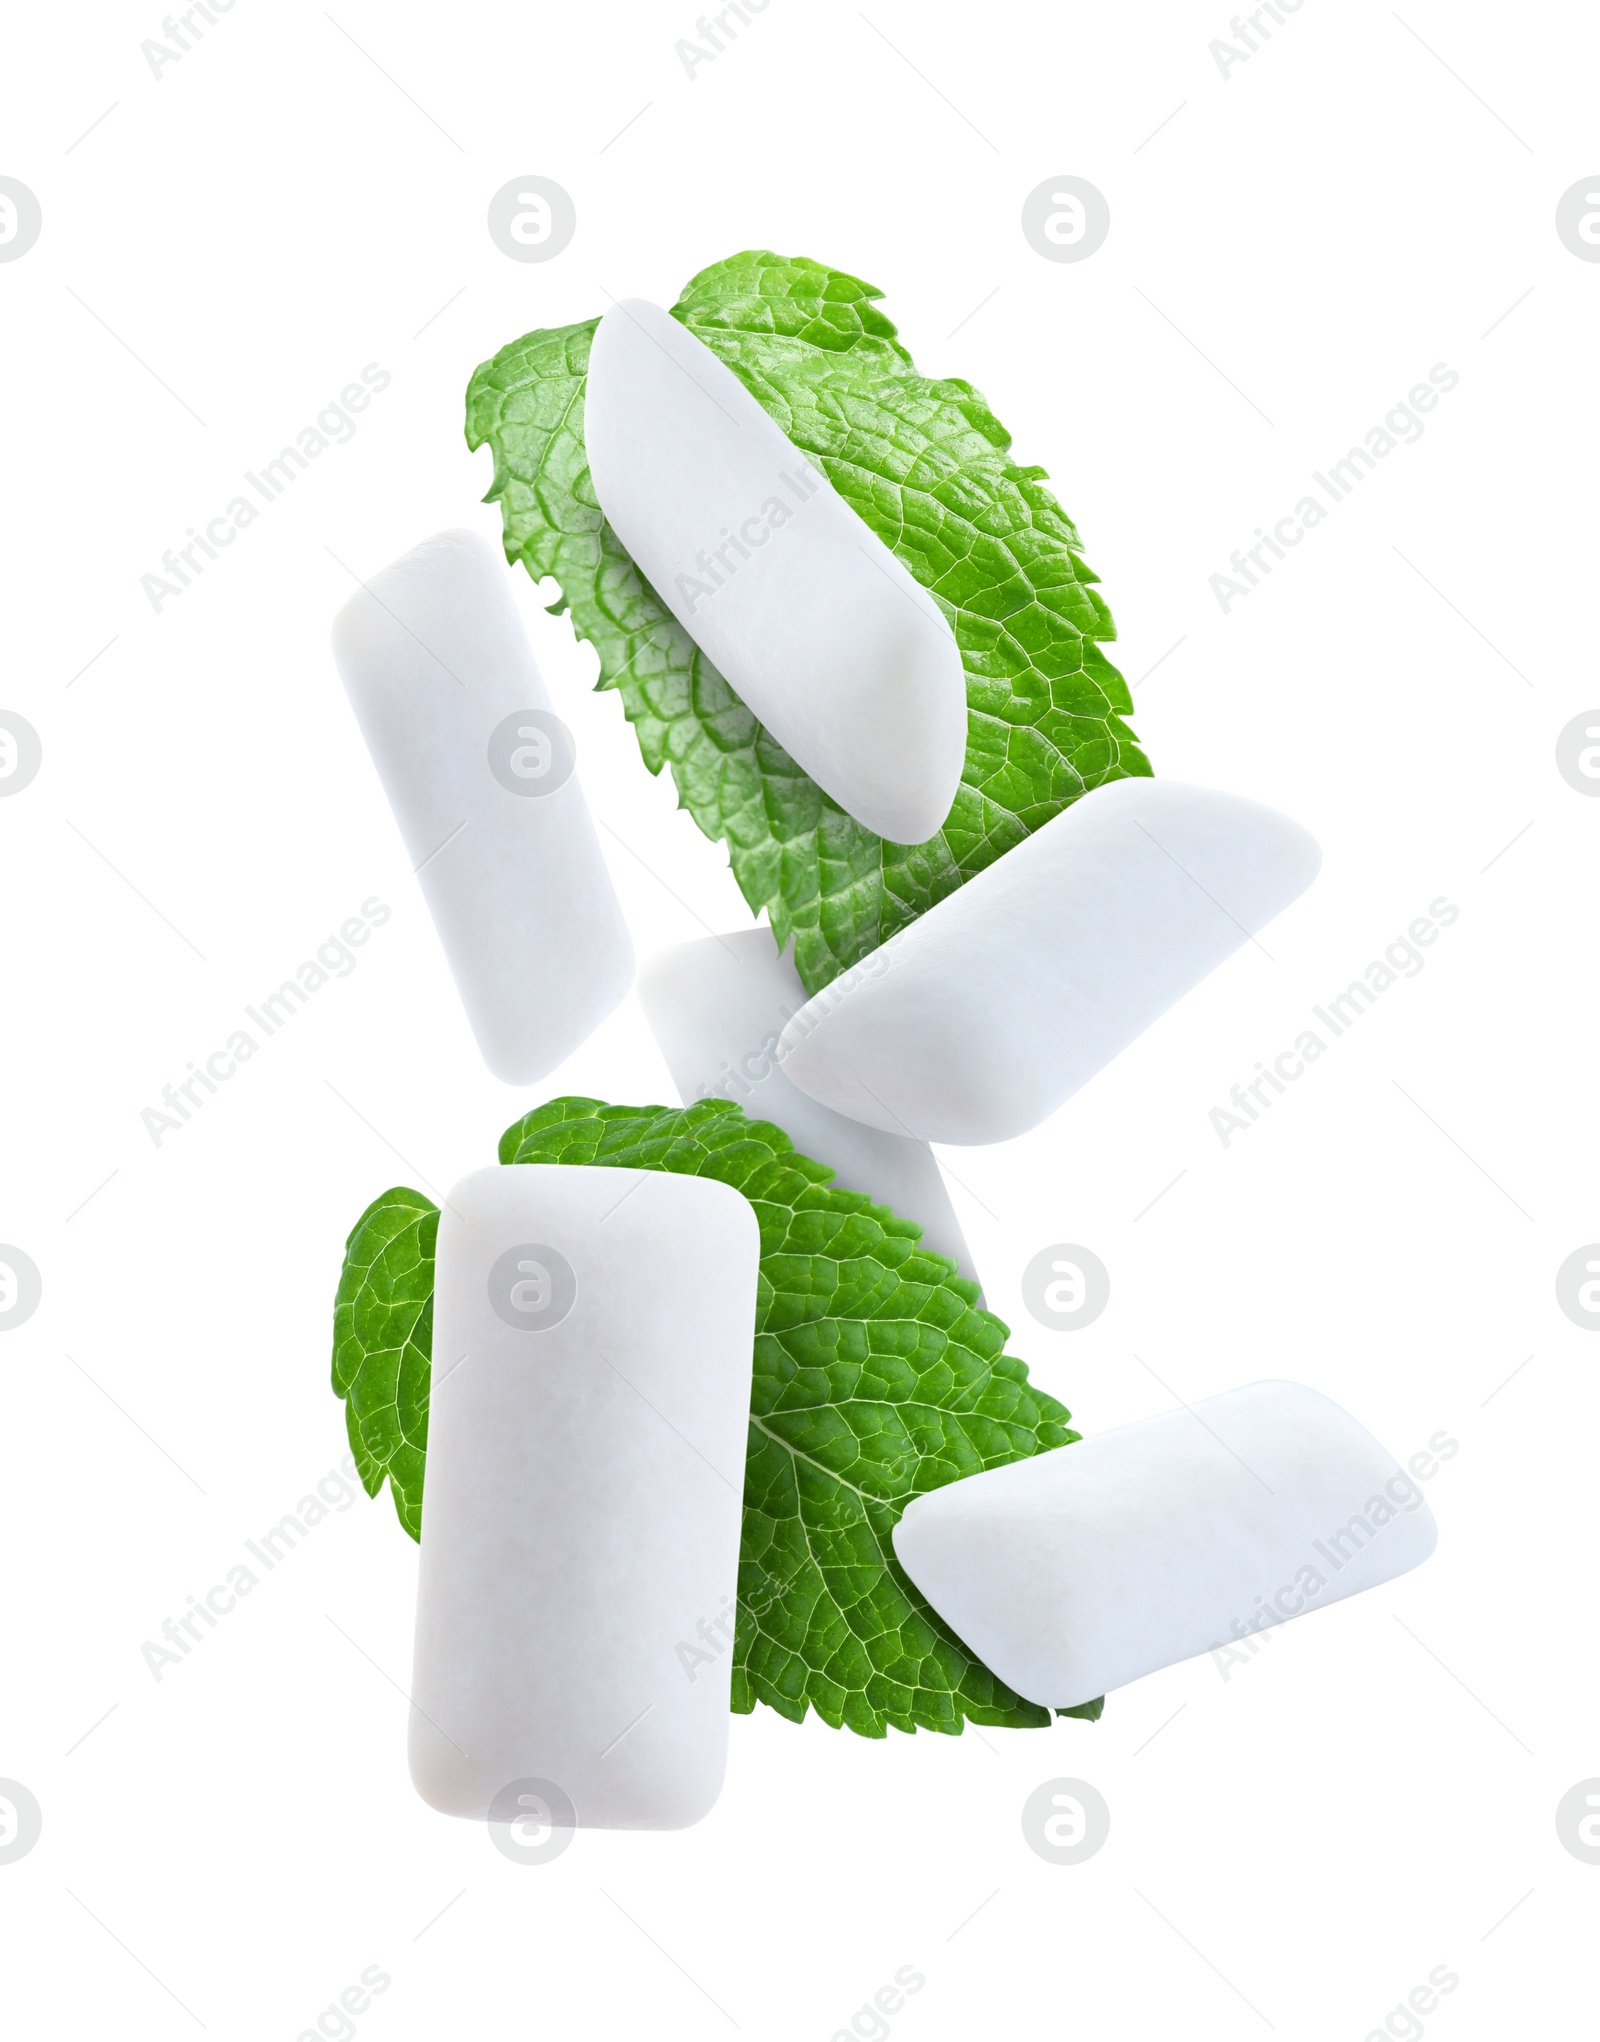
[332,1100,1103,1735]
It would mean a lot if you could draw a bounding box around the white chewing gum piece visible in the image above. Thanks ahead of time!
[410,1164,761,1831]
[584,298,968,845]
[778,778,1321,1145]
[331,528,634,1084]
[637,930,981,1289]
[892,1380,1439,1711]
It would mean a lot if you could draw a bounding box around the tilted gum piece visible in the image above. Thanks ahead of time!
[893,1380,1439,1710]
[410,1164,760,1831]
[778,778,1321,1145]
[332,528,634,1084]
[584,298,968,845]
[637,930,981,1288]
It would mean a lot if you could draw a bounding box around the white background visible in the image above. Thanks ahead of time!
[2,0,1596,2034]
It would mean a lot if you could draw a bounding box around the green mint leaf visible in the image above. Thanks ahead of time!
[331,1186,438,1540]
[332,1099,1101,1735]
[464,249,1150,997]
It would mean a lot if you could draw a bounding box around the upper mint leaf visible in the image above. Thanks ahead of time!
[465,250,1150,997]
